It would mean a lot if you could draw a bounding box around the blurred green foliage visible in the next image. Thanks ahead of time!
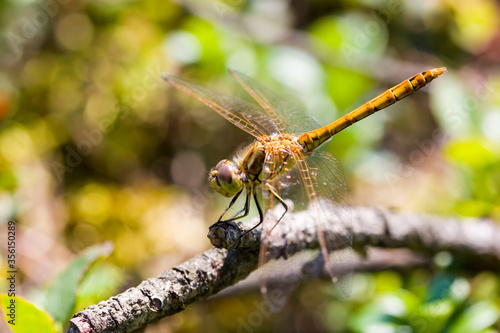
[0,0,499,332]
[0,242,113,333]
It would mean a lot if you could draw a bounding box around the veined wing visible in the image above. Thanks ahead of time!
[229,70,321,135]
[296,151,353,298]
[255,148,331,311]
[163,74,279,137]
[257,149,303,312]
[257,149,352,309]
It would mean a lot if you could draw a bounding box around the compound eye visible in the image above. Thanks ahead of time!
[217,164,233,185]
[215,159,228,170]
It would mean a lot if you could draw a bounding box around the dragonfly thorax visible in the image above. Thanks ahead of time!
[209,134,303,199]
[240,134,303,186]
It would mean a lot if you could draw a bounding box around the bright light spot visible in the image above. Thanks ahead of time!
[163,31,202,64]
[74,184,113,225]
[227,47,257,75]
[0,192,14,221]
[266,46,323,91]
[0,125,34,163]
[482,109,500,142]
[434,251,453,267]
[365,323,397,333]
[451,278,470,300]
[378,295,407,317]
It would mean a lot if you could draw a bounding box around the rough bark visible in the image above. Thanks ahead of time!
[68,206,500,333]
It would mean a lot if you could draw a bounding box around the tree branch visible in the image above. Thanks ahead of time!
[68,206,500,333]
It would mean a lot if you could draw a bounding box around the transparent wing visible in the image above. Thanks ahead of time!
[163,74,279,137]
[230,70,321,135]
[257,150,302,312]
[300,151,353,298]
[257,149,352,309]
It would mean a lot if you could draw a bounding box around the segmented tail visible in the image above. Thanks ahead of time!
[298,67,447,151]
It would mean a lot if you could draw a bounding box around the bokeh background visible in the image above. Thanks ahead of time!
[1,0,499,332]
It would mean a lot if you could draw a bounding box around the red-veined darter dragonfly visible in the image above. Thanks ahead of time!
[163,67,446,310]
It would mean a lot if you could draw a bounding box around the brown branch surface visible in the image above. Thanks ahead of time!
[68,207,500,333]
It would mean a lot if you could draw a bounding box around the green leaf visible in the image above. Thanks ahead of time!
[43,242,114,324]
[454,199,495,218]
[349,302,391,332]
[445,139,496,170]
[75,263,123,309]
[325,66,372,112]
[412,299,454,333]
[0,295,56,333]
[309,12,388,59]
[449,301,500,333]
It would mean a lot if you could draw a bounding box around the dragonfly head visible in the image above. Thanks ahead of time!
[209,159,243,197]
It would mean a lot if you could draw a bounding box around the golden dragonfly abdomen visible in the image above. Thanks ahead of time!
[298,67,447,151]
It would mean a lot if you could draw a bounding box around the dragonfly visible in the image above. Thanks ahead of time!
[163,67,446,310]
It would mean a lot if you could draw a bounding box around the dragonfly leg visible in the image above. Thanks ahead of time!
[218,188,256,223]
[254,191,264,226]
[238,191,264,239]
[227,190,252,221]
[217,189,243,222]
[264,183,289,234]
